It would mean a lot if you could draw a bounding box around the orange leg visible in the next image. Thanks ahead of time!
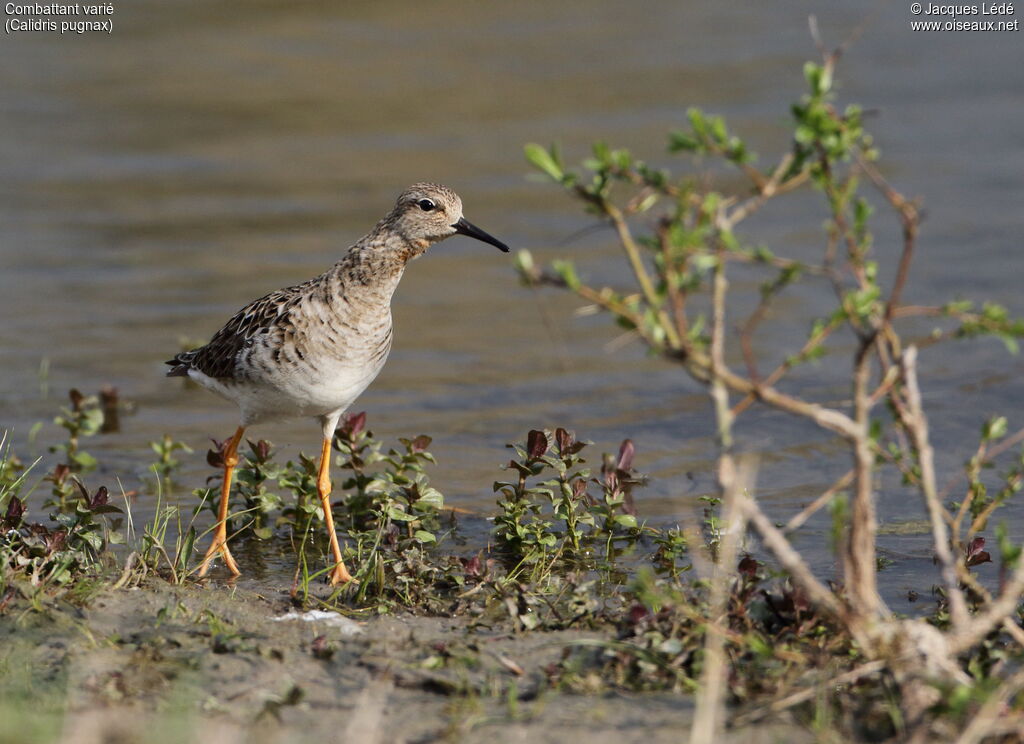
[197,425,245,578]
[317,436,354,585]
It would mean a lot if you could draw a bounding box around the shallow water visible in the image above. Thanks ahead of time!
[2,0,1023,605]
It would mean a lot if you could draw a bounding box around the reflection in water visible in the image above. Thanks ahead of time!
[1,0,1023,604]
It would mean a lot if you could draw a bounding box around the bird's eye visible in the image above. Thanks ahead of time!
[417,198,436,212]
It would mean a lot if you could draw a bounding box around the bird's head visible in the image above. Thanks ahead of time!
[387,183,509,255]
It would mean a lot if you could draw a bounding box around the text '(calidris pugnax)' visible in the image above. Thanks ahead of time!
[166,183,509,584]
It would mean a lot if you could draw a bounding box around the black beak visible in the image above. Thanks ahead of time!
[452,217,509,253]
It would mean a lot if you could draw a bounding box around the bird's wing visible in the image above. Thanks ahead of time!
[166,284,306,380]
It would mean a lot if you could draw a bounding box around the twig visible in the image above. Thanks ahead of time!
[938,425,1024,507]
[952,551,1024,654]
[733,659,887,726]
[953,668,1024,744]
[952,570,1024,649]
[858,157,921,326]
[689,456,752,744]
[111,551,144,590]
[732,310,842,417]
[784,469,854,534]
[734,489,849,628]
[600,197,682,350]
[899,347,970,632]
[657,218,689,340]
[709,244,733,449]
[722,153,808,228]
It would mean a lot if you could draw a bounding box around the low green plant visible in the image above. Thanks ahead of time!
[141,477,199,584]
[149,434,193,480]
[50,388,104,472]
[0,431,34,507]
[493,428,649,571]
[1,476,122,592]
[199,437,282,540]
[287,413,451,608]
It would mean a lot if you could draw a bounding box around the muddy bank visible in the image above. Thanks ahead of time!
[0,580,808,744]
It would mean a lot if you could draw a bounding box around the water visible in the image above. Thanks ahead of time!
[2,0,1023,605]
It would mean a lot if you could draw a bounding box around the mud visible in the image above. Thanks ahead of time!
[0,580,810,744]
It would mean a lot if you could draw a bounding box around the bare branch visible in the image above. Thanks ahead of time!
[953,668,1024,744]
[710,245,733,449]
[603,200,683,350]
[848,341,883,619]
[899,347,970,632]
[784,468,855,534]
[858,157,921,326]
[690,456,752,744]
[953,555,1024,654]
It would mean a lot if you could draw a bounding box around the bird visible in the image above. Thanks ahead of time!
[166,183,509,585]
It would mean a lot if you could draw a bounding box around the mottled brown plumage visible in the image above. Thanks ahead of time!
[166,183,508,584]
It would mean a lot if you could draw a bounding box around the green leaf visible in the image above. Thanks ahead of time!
[524,143,564,182]
[984,416,1008,442]
[614,514,638,529]
[413,530,437,544]
[417,488,444,509]
[387,507,415,522]
[514,249,535,280]
[668,131,699,153]
[552,259,581,291]
[72,451,98,470]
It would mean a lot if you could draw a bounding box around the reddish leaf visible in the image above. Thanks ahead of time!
[88,486,109,510]
[966,536,992,567]
[790,585,811,614]
[207,439,227,468]
[100,386,120,433]
[617,439,635,471]
[554,427,574,454]
[51,463,70,486]
[410,435,432,453]
[251,439,272,462]
[44,529,67,554]
[463,554,485,579]
[68,388,84,412]
[737,555,760,578]
[603,469,619,492]
[627,603,650,626]
[2,497,25,529]
[341,412,367,437]
[526,430,548,459]
[622,487,638,516]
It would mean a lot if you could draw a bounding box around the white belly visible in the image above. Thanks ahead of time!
[188,351,388,426]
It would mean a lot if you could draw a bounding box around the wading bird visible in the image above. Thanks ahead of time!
[167,184,508,584]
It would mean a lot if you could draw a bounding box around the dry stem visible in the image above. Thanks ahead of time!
[899,346,970,632]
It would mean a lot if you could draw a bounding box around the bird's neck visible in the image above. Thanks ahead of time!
[327,231,419,305]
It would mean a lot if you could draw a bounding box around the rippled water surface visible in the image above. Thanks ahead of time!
[2,0,1023,603]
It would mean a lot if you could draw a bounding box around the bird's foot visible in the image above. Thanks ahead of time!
[197,532,241,578]
[328,561,356,586]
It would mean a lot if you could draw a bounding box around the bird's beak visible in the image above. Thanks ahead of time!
[452,217,509,253]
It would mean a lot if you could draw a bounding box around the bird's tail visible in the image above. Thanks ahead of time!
[165,350,197,378]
